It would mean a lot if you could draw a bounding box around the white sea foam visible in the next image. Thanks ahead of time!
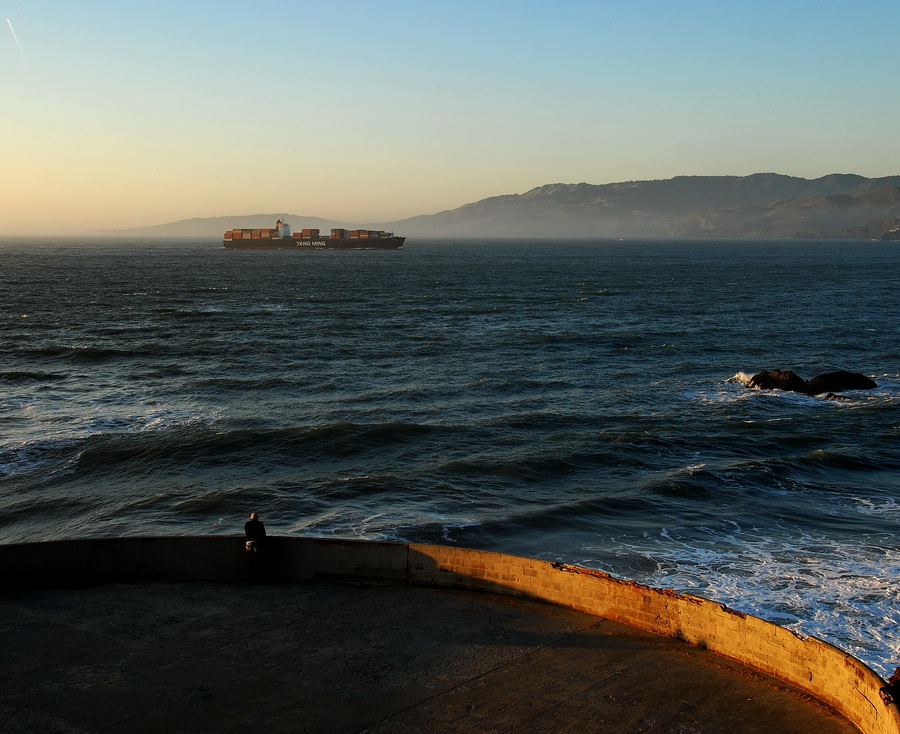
[670,463,706,476]
[731,371,753,386]
[76,409,219,437]
[299,509,401,540]
[0,438,81,480]
[440,518,481,542]
[608,525,900,676]
[851,497,900,516]
[0,408,219,481]
[292,507,482,545]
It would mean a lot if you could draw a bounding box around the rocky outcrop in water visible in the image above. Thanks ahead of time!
[747,370,810,393]
[807,371,878,395]
[748,369,876,397]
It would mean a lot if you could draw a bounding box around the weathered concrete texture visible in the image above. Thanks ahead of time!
[407,545,898,734]
[1,537,896,733]
[0,581,857,734]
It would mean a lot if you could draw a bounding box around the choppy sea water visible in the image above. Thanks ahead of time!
[1,237,898,675]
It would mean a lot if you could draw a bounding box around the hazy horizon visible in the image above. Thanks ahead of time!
[4,1,899,235]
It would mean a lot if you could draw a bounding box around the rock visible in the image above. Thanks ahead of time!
[747,370,810,393]
[880,667,900,704]
[746,369,877,397]
[806,371,877,396]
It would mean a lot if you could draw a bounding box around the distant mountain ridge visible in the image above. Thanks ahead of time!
[103,214,344,237]
[668,185,900,239]
[392,173,900,238]
[109,173,900,239]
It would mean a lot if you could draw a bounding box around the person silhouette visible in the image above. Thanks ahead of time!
[244,512,266,580]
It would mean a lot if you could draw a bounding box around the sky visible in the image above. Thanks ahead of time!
[2,0,899,234]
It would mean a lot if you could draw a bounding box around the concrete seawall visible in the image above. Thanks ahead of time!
[2,536,898,734]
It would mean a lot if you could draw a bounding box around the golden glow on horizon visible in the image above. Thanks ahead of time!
[2,2,898,235]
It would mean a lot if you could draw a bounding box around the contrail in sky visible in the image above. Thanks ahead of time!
[7,18,24,55]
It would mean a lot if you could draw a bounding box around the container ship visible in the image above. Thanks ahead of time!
[224,220,404,250]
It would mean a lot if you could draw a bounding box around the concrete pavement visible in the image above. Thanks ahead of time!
[0,580,857,733]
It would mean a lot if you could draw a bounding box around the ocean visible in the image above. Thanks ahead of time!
[1,236,898,675]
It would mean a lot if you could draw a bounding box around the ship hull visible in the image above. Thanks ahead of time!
[224,237,404,250]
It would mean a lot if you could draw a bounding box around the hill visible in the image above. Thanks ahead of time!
[106,174,900,239]
[391,173,900,238]
[99,214,345,238]
[667,186,900,239]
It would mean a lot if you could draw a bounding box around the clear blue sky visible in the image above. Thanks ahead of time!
[2,0,898,233]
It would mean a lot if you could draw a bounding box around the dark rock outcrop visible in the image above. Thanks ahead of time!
[747,369,876,397]
[807,371,877,396]
[747,370,810,393]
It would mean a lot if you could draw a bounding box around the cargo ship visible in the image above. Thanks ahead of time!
[224,220,404,250]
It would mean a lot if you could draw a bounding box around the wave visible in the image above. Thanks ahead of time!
[0,410,220,480]
[438,454,580,483]
[13,345,159,363]
[0,371,69,382]
[0,419,455,483]
[4,239,900,676]
[603,522,900,677]
[730,371,753,387]
[148,305,226,317]
[298,420,448,447]
[0,437,82,480]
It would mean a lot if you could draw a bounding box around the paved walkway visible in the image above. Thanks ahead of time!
[0,581,857,733]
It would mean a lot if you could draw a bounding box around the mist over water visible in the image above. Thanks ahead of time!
[2,237,899,674]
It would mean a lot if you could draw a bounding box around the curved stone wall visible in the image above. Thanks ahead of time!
[2,536,897,734]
